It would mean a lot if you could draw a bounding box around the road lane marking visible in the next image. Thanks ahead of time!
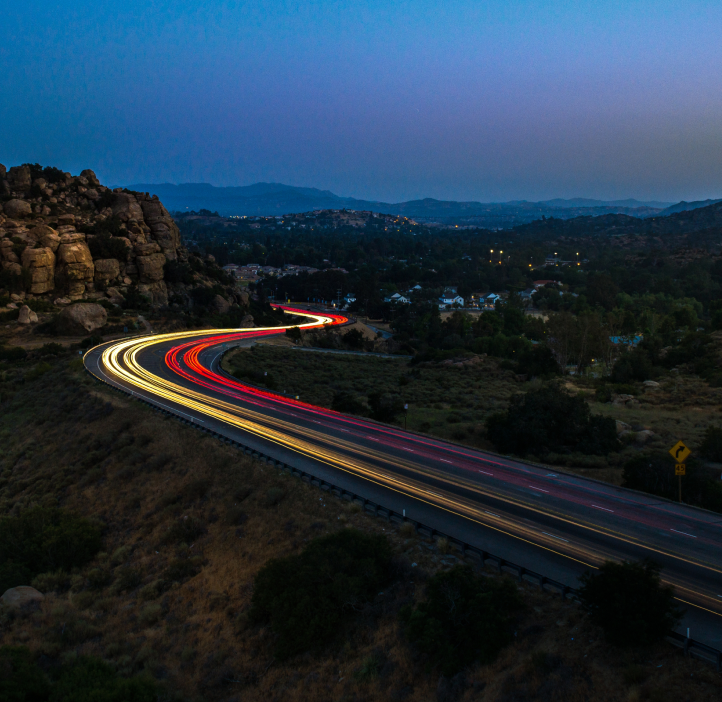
[670,529,697,538]
[485,511,500,517]
[404,448,415,452]
[529,486,549,492]
[592,505,614,513]
[440,459,453,464]
[478,470,493,476]
[542,531,569,543]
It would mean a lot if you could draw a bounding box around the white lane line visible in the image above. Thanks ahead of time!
[440,459,453,464]
[670,529,697,538]
[542,531,569,543]
[529,485,549,492]
[546,473,557,477]
[367,437,380,441]
[485,511,500,517]
[478,470,493,476]
[592,504,614,513]
[404,448,415,452]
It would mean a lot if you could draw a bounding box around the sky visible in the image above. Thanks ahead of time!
[1,0,721,203]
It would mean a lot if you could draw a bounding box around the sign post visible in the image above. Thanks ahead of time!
[669,441,691,503]
[404,403,408,430]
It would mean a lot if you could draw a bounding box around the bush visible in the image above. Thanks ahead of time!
[285,326,302,342]
[578,559,682,646]
[516,344,561,377]
[0,507,102,592]
[400,565,521,675]
[367,391,404,423]
[622,452,722,512]
[485,384,618,457]
[0,646,51,702]
[331,391,366,415]
[249,529,393,659]
[86,233,129,262]
[700,425,722,462]
[52,655,159,702]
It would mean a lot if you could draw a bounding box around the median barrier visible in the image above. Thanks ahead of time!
[84,358,722,672]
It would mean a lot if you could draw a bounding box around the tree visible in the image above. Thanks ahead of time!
[485,384,618,457]
[367,391,405,423]
[578,560,682,646]
[400,565,521,675]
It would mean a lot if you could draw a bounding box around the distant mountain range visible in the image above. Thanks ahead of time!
[122,181,719,228]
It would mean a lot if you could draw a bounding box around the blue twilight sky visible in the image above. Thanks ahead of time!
[1,0,721,203]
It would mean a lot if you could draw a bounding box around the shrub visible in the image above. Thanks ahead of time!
[367,391,404,423]
[264,487,285,507]
[622,452,722,512]
[52,655,159,702]
[250,529,393,659]
[162,516,205,544]
[0,646,51,702]
[0,507,102,592]
[700,425,722,462]
[0,345,27,362]
[485,384,618,457]
[400,565,522,675]
[331,391,366,415]
[516,345,561,377]
[578,559,682,646]
[285,326,302,342]
[138,603,163,626]
[87,233,129,262]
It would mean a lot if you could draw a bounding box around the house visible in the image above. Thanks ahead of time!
[385,293,411,304]
[482,293,501,310]
[344,294,356,304]
[520,288,536,303]
[439,294,465,308]
[409,284,423,293]
[533,280,561,290]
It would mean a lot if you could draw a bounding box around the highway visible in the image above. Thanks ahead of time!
[84,307,722,648]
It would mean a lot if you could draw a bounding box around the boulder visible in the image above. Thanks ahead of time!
[17,305,38,324]
[615,420,631,435]
[57,303,107,334]
[136,252,166,282]
[21,246,56,294]
[240,314,254,328]
[112,192,144,222]
[80,169,100,186]
[57,213,75,224]
[134,242,161,256]
[3,198,32,218]
[0,163,6,178]
[56,239,94,296]
[211,294,231,314]
[94,258,120,284]
[238,290,249,305]
[635,429,655,446]
[29,224,61,252]
[137,281,168,306]
[643,380,660,388]
[54,297,71,306]
[7,165,32,190]
[1,586,44,608]
[106,286,126,305]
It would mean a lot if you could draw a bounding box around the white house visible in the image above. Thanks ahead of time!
[344,293,356,304]
[483,293,501,310]
[385,293,411,304]
[439,294,465,308]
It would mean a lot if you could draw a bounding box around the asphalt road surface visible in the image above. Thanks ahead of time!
[84,307,722,649]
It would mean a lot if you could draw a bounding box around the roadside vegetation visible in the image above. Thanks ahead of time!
[2,347,720,700]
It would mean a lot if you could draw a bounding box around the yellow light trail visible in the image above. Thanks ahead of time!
[87,314,722,616]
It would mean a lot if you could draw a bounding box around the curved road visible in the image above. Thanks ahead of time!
[84,307,722,648]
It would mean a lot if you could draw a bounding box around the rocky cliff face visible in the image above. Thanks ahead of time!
[0,164,185,307]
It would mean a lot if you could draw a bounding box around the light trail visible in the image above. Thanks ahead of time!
[85,307,722,620]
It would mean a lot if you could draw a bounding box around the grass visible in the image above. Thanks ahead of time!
[1,351,721,700]
[224,346,722,490]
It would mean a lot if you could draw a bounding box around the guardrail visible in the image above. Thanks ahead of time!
[84,355,722,671]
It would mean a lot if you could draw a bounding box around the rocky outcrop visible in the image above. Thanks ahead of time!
[0,163,213,314]
[57,303,108,334]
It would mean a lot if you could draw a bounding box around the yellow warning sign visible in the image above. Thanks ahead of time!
[669,441,691,463]
[675,464,686,476]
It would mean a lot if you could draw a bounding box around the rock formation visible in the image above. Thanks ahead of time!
[0,164,185,308]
